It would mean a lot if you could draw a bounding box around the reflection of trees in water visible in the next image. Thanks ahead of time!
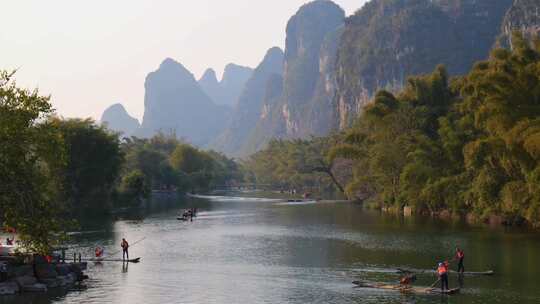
[0,284,88,304]
[73,195,215,237]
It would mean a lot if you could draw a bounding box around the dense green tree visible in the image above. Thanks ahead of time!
[245,136,346,197]
[120,134,241,196]
[50,118,123,213]
[0,71,67,253]
[453,34,540,223]
[125,146,166,187]
[169,144,211,174]
[330,65,455,206]
[118,170,150,202]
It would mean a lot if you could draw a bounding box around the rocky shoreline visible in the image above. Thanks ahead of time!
[0,256,88,296]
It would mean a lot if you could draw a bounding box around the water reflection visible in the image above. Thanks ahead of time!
[1,194,539,304]
[458,273,464,288]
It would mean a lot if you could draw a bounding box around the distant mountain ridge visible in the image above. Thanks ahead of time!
[198,69,221,106]
[100,103,140,137]
[100,0,540,156]
[137,58,229,146]
[209,47,284,156]
[198,64,253,107]
[499,0,540,48]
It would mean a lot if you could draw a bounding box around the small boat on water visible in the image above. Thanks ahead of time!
[286,199,315,203]
[353,281,460,295]
[397,268,494,276]
[177,208,197,221]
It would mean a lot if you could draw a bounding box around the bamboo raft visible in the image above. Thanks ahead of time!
[85,257,141,263]
[353,281,460,295]
[397,268,494,276]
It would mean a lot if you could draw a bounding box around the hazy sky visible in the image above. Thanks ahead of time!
[1,0,367,121]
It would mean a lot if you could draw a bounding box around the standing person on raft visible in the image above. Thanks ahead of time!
[437,261,450,291]
[121,238,129,261]
[455,247,465,273]
[5,237,14,245]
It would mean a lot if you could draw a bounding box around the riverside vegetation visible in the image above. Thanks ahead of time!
[247,35,540,227]
[0,71,241,253]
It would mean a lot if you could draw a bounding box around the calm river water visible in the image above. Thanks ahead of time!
[2,193,540,304]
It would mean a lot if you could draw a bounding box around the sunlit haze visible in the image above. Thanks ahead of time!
[1,0,366,121]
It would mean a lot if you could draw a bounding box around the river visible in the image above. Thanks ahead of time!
[2,193,540,304]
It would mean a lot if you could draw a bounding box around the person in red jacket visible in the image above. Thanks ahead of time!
[437,261,449,291]
[95,247,104,258]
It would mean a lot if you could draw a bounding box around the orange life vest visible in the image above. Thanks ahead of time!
[437,265,448,275]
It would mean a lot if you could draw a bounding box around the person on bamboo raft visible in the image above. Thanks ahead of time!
[5,237,14,245]
[399,274,416,287]
[437,261,450,291]
[121,238,129,260]
[95,247,104,258]
[455,247,465,273]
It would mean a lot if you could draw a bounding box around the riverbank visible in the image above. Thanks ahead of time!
[376,204,536,230]
[0,257,87,296]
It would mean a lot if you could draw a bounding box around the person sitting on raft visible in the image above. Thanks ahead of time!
[95,246,104,258]
[437,261,450,291]
[455,247,465,273]
[399,274,416,287]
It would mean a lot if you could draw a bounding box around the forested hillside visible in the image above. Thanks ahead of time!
[248,34,540,227]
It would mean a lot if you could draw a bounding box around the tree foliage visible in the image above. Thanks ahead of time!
[120,133,241,196]
[0,71,66,253]
[49,118,123,213]
[244,136,347,197]
[332,34,540,226]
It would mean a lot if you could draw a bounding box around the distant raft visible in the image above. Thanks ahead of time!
[353,281,460,295]
[396,268,494,276]
[85,257,141,263]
